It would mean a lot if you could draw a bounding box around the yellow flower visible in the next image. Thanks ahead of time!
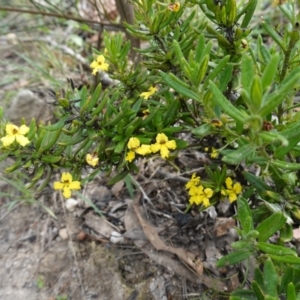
[168,1,180,12]
[272,0,287,6]
[1,123,30,147]
[142,109,150,119]
[211,119,223,127]
[86,153,99,167]
[189,185,213,207]
[53,172,81,198]
[136,144,151,156]
[185,173,200,190]
[150,133,176,159]
[221,177,242,203]
[125,137,151,162]
[140,86,157,100]
[210,147,218,159]
[90,55,109,75]
[126,151,136,163]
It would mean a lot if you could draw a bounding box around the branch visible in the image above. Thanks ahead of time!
[0,5,125,32]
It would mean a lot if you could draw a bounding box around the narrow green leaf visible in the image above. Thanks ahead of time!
[241,55,255,94]
[160,72,201,102]
[257,242,297,257]
[250,75,263,110]
[256,212,286,242]
[287,282,297,300]
[209,81,249,124]
[108,170,129,185]
[222,144,256,165]
[242,171,273,193]
[269,254,300,264]
[254,268,265,290]
[274,135,300,159]
[203,55,230,89]
[272,160,300,171]
[240,0,258,28]
[262,22,286,51]
[217,250,252,267]
[252,280,265,300]
[259,67,300,117]
[230,289,257,300]
[261,53,280,92]
[237,197,253,234]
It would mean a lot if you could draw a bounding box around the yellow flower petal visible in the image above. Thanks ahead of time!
[140,86,157,100]
[136,144,151,156]
[16,135,30,146]
[233,183,242,194]
[160,145,170,158]
[185,173,201,190]
[1,135,15,146]
[156,133,168,144]
[61,172,72,182]
[126,151,135,162]
[18,124,29,135]
[229,192,237,203]
[202,197,210,207]
[69,181,81,190]
[150,143,161,153]
[225,177,233,189]
[204,188,213,198]
[127,137,140,150]
[6,124,17,135]
[53,182,64,190]
[63,187,71,199]
[86,153,99,167]
[166,140,176,150]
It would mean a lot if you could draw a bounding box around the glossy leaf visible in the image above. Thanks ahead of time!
[256,212,286,242]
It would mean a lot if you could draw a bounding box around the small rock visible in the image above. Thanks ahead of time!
[59,228,69,240]
[110,231,124,244]
[65,198,78,212]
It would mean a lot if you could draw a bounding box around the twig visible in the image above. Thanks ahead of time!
[61,198,87,300]
[0,5,125,31]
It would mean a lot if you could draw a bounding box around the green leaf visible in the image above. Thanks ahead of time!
[241,55,255,95]
[240,0,258,28]
[250,75,263,111]
[274,131,300,159]
[262,22,285,51]
[254,268,265,290]
[257,242,297,257]
[242,171,273,194]
[261,53,280,92]
[280,267,300,295]
[222,144,256,165]
[160,72,201,102]
[252,280,265,300]
[237,197,253,233]
[256,212,286,242]
[259,67,300,117]
[209,81,249,124]
[203,55,230,89]
[218,63,233,92]
[268,254,300,264]
[271,160,300,171]
[230,289,257,300]
[191,123,214,138]
[280,223,293,242]
[287,282,297,300]
[217,250,252,267]
[108,170,129,185]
